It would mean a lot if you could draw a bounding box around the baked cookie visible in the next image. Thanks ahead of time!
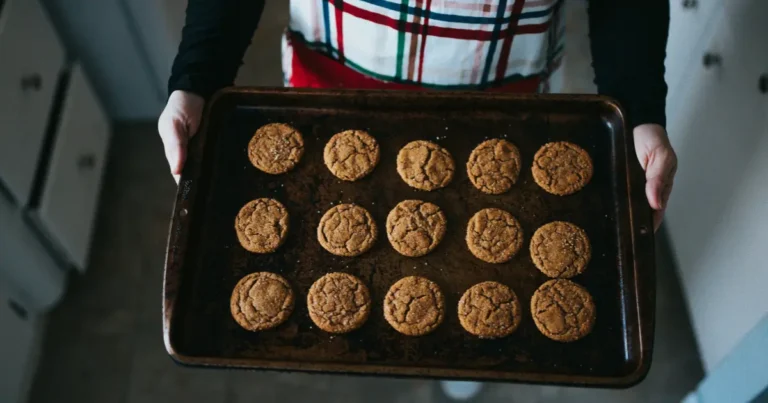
[532,141,593,195]
[458,281,522,339]
[386,200,447,257]
[248,123,304,174]
[230,272,294,331]
[384,276,444,336]
[317,204,377,257]
[235,198,289,253]
[466,208,524,263]
[530,221,591,278]
[396,140,454,191]
[531,279,596,342]
[307,272,371,334]
[324,130,380,181]
[466,139,521,194]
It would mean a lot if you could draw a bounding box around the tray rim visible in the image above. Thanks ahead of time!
[162,87,656,388]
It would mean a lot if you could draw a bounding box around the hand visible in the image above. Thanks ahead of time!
[157,90,205,183]
[633,123,678,232]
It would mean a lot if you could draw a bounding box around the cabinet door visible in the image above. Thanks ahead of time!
[0,191,66,312]
[35,65,110,271]
[0,0,65,205]
[665,0,722,104]
[665,0,768,371]
[0,284,41,403]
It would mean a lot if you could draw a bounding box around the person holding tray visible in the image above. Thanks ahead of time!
[158,0,675,399]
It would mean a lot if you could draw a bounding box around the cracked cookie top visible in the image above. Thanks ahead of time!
[466,139,521,194]
[396,140,454,191]
[532,141,593,196]
[230,272,294,331]
[307,272,371,334]
[531,279,595,342]
[317,204,378,257]
[458,281,521,339]
[386,200,447,257]
[248,123,304,174]
[324,130,380,181]
[530,221,591,278]
[235,198,289,253]
[466,208,523,263]
[384,276,444,336]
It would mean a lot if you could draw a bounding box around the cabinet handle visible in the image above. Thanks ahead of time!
[682,0,697,9]
[702,53,722,69]
[7,299,28,321]
[77,154,97,171]
[759,74,767,94]
[20,74,43,91]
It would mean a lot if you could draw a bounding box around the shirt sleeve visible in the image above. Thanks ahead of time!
[588,0,670,129]
[168,0,266,100]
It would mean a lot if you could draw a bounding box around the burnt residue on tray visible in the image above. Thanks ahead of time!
[163,89,655,387]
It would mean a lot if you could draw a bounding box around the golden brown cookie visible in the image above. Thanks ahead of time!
[235,198,289,253]
[386,200,447,257]
[307,272,371,334]
[531,279,596,342]
[466,139,521,194]
[396,140,455,191]
[230,272,294,331]
[466,208,524,263]
[530,221,591,278]
[384,276,444,336]
[248,123,304,174]
[317,204,377,257]
[532,141,593,195]
[458,281,522,339]
[324,130,380,181]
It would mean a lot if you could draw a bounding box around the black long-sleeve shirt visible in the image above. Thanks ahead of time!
[169,0,669,128]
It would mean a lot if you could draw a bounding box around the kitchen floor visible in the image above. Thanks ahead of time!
[28,1,704,402]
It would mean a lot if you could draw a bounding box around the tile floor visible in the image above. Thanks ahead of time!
[28,1,704,402]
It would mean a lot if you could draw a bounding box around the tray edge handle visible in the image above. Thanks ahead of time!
[162,87,237,358]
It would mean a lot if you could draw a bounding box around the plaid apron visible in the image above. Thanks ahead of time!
[282,0,565,92]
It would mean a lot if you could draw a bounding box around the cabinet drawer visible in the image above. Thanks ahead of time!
[0,0,65,205]
[35,65,110,271]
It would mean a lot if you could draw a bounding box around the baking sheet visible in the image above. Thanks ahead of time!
[163,88,655,387]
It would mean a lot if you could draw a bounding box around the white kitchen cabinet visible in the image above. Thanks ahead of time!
[665,0,722,112]
[0,0,65,205]
[0,2,111,402]
[0,282,43,403]
[0,0,111,276]
[0,193,66,313]
[34,65,111,270]
[0,1,112,402]
[665,0,768,373]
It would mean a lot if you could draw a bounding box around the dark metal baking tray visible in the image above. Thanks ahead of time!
[163,88,655,387]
